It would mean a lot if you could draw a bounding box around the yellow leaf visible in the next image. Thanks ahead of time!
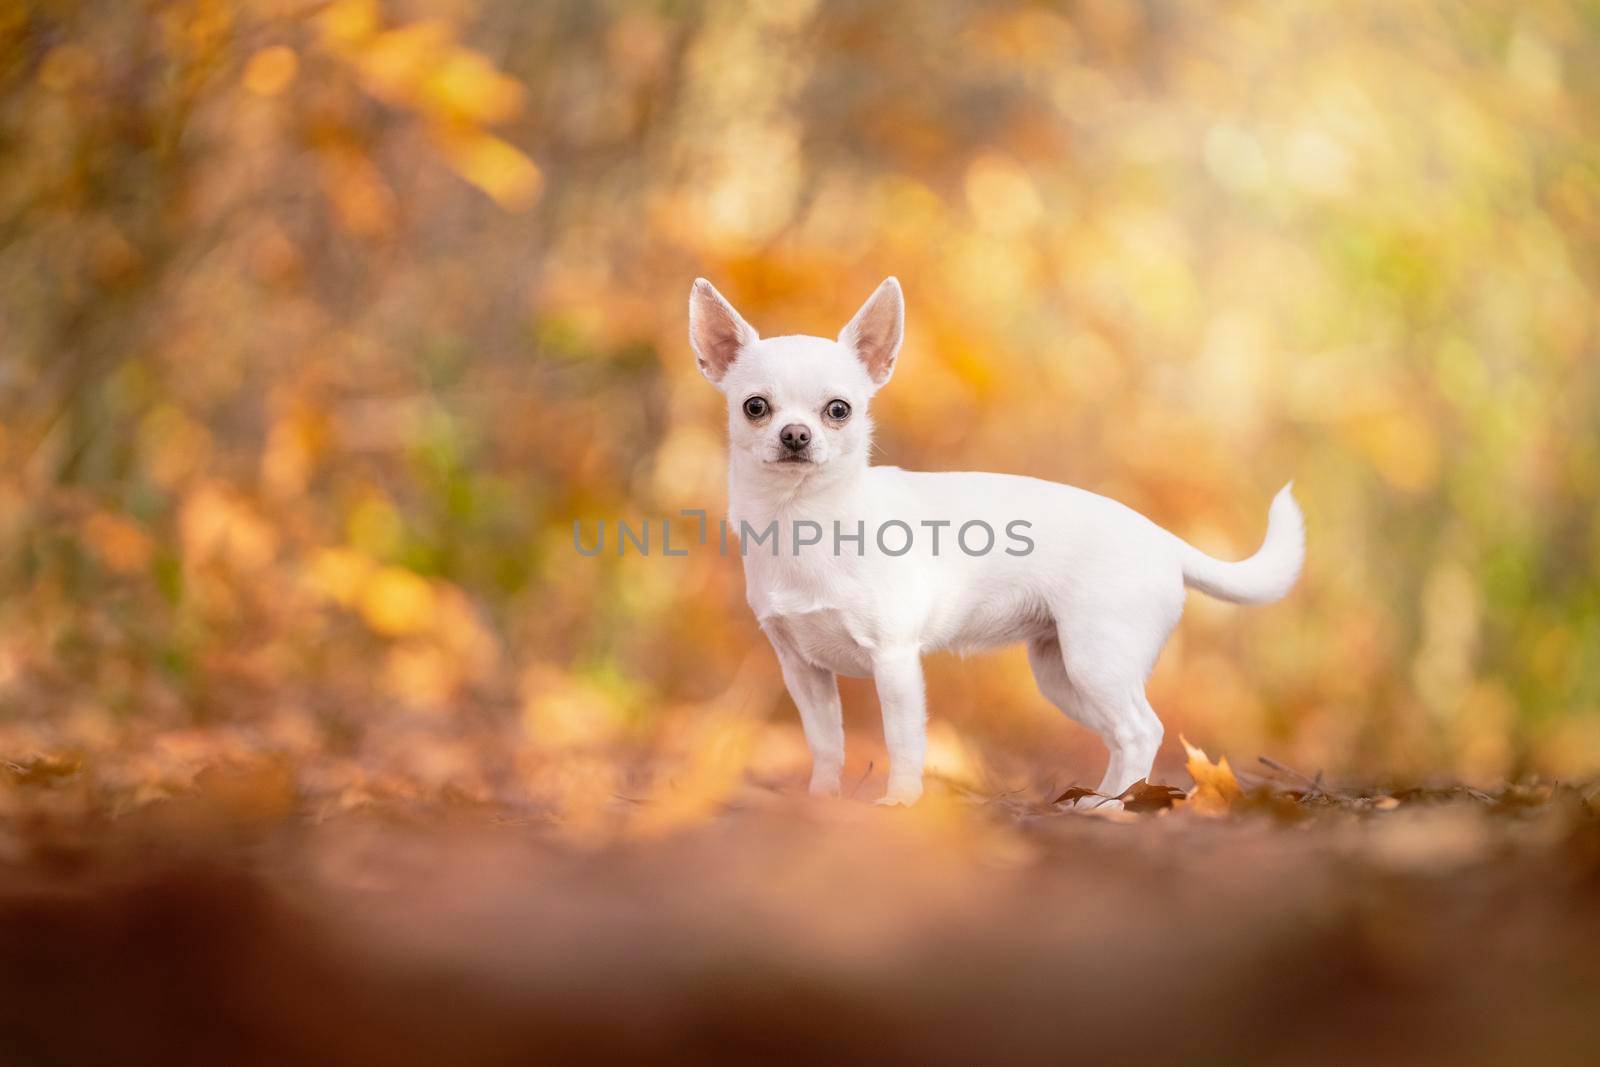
[422,50,525,125]
[356,20,450,108]
[435,129,542,212]
[305,547,374,607]
[1180,734,1241,816]
[242,46,298,97]
[319,0,381,52]
[358,566,436,636]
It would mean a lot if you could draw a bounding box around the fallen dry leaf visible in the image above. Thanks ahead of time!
[1117,779,1186,813]
[1049,780,1184,813]
[1180,735,1241,816]
[1051,785,1099,806]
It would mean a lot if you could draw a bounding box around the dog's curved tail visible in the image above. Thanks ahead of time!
[1174,483,1304,605]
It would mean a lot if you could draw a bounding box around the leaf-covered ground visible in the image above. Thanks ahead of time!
[2,738,1598,1066]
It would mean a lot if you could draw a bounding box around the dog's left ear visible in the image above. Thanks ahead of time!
[838,277,903,387]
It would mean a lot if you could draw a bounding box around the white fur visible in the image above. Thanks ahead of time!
[691,278,1305,807]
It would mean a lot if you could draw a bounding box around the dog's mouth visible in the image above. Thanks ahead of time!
[771,453,816,465]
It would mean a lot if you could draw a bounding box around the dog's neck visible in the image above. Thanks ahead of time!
[727,452,867,523]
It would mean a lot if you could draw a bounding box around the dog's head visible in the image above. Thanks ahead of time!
[689,278,903,475]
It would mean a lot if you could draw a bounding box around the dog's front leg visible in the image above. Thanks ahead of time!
[763,627,845,796]
[872,645,926,806]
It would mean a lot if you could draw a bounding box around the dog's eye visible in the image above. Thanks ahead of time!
[743,396,769,420]
[824,399,851,422]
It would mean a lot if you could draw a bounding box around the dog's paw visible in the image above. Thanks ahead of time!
[1068,795,1125,813]
[875,780,923,807]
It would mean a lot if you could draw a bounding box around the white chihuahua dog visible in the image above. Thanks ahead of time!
[691,277,1303,808]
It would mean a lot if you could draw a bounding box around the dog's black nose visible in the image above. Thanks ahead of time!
[779,424,811,452]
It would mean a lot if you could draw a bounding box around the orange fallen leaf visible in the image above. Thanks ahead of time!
[1180,734,1241,816]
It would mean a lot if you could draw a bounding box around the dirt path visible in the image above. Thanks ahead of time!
[1,759,1597,1065]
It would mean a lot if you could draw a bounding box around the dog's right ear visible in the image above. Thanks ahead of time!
[689,279,758,385]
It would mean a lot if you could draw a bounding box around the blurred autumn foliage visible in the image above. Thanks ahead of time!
[1,0,1599,818]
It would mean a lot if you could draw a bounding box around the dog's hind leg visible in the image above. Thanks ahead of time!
[1028,630,1164,809]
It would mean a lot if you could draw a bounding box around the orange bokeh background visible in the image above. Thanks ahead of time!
[2,0,1598,810]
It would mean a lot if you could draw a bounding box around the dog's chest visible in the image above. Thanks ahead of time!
[745,556,876,677]
[775,610,875,677]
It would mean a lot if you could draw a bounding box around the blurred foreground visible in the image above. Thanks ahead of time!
[2,742,1598,1065]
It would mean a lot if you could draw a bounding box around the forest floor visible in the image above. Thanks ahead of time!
[1,741,1598,1066]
